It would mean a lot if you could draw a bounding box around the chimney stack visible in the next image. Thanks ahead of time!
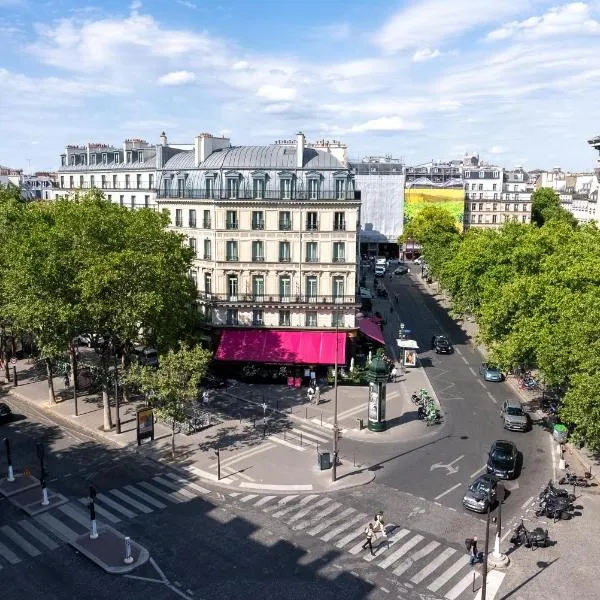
[296,132,305,169]
[160,131,168,147]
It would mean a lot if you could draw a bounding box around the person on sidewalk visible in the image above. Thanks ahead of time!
[390,367,398,382]
[468,537,482,566]
[362,522,375,556]
[431,335,436,350]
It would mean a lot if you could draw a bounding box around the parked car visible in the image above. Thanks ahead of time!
[393,265,409,275]
[0,402,12,424]
[132,346,159,367]
[74,333,105,347]
[486,440,518,480]
[375,265,386,277]
[462,474,498,513]
[501,399,529,431]
[413,256,425,264]
[479,362,504,382]
[433,335,453,354]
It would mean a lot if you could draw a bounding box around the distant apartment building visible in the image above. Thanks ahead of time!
[0,166,58,200]
[350,156,405,258]
[54,139,158,209]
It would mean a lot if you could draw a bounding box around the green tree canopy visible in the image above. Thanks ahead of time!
[531,187,578,228]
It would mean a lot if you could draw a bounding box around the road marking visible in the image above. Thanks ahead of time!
[153,476,196,500]
[218,443,276,469]
[269,435,306,452]
[109,489,154,513]
[95,493,137,518]
[59,503,94,528]
[434,483,462,500]
[165,473,212,494]
[240,494,259,503]
[253,495,276,507]
[307,507,355,535]
[124,485,167,509]
[336,405,367,420]
[0,538,21,564]
[455,348,462,356]
[427,554,469,592]
[287,497,331,524]
[411,547,456,584]
[430,456,464,475]
[272,495,318,518]
[461,356,469,364]
[34,513,79,543]
[377,534,423,568]
[187,466,233,484]
[363,528,411,562]
[473,570,505,600]
[18,519,58,550]
[321,513,367,542]
[445,569,480,599]
[1,525,41,557]
[239,482,313,491]
[468,366,476,375]
[392,540,440,576]
[77,498,121,523]
[293,501,342,531]
[487,392,497,404]
[521,496,535,510]
[137,481,184,504]
[477,380,486,388]
[469,464,487,479]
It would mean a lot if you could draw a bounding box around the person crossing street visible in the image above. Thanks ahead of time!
[361,522,375,556]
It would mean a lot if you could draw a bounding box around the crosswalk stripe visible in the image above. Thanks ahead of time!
[307,507,355,535]
[392,540,440,576]
[96,493,137,519]
[293,501,342,531]
[294,427,329,444]
[240,494,259,503]
[1,525,40,557]
[264,495,298,512]
[0,539,20,565]
[376,534,423,568]
[445,569,479,600]
[253,495,276,507]
[110,489,153,514]
[411,547,456,584]
[473,569,505,600]
[164,473,211,495]
[34,513,79,544]
[272,495,319,518]
[229,492,241,497]
[124,485,167,509]
[77,498,121,523]
[221,466,254,482]
[323,513,367,542]
[153,476,196,500]
[137,481,183,504]
[339,521,387,551]
[59,503,94,528]
[363,528,411,562]
[18,520,58,550]
[427,555,470,592]
[287,497,331,524]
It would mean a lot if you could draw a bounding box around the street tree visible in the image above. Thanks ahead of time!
[531,187,578,228]
[127,345,212,458]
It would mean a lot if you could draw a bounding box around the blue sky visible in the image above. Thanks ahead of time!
[1,0,600,171]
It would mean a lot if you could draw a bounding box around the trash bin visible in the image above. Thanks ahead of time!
[553,424,568,443]
[318,449,331,470]
[356,418,363,430]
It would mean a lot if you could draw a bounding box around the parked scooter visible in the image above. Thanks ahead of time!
[559,471,591,487]
[539,480,576,502]
[535,495,574,520]
[510,520,549,549]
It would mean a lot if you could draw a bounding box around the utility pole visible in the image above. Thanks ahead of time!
[332,310,339,482]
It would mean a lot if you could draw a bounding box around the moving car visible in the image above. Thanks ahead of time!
[132,346,159,367]
[501,399,529,431]
[375,265,386,277]
[433,335,453,354]
[393,265,409,275]
[479,362,503,382]
[462,474,498,513]
[0,402,13,424]
[486,440,518,480]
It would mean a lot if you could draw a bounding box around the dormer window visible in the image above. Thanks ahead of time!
[253,178,265,199]
[90,154,97,165]
[138,150,144,162]
[102,153,107,164]
[70,156,76,165]
[61,156,66,166]
[226,178,239,199]
[126,151,132,163]
[114,152,119,163]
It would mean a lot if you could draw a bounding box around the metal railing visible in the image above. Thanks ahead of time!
[196,292,358,305]
[157,188,361,201]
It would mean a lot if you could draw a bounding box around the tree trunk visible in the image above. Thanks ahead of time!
[102,385,113,431]
[45,358,55,404]
[1,329,9,381]
[69,346,78,411]
[171,422,176,459]
[121,353,130,404]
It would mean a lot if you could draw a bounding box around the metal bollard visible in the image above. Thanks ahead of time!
[4,438,14,482]
[320,412,323,426]
[305,407,308,419]
[300,432,303,447]
[124,536,134,564]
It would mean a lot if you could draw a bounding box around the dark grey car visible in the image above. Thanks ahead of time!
[486,440,518,480]
[462,474,498,513]
[501,399,528,431]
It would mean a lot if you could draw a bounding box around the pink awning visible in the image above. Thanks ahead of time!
[215,330,346,364]
[358,317,385,345]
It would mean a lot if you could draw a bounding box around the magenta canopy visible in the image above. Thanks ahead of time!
[357,317,385,345]
[215,329,346,364]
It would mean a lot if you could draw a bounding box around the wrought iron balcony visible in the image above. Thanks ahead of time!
[279,256,291,263]
[157,188,361,201]
[202,220,212,229]
[196,292,359,306]
[278,222,292,231]
[251,223,265,230]
[226,255,239,262]
[225,222,238,230]
[332,257,345,263]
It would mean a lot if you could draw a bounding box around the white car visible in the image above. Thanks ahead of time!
[413,256,425,264]
[394,265,409,275]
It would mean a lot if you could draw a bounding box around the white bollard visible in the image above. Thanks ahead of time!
[124,536,134,564]
[7,465,15,483]
[558,444,566,471]
[90,519,98,540]
[41,487,49,506]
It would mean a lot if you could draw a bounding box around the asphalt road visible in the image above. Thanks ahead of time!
[343,270,554,527]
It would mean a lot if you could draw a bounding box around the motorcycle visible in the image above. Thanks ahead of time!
[535,495,574,520]
[559,471,591,487]
[539,480,576,502]
[510,520,549,549]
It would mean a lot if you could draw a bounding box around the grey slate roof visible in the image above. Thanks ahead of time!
[58,159,157,172]
[163,145,344,171]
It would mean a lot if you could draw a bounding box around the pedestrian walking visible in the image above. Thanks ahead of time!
[390,367,398,383]
[431,335,436,350]
[467,537,481,566]
[63,371,70,387]
[362,522,375,556]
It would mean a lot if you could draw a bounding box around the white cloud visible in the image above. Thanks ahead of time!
[488,145,507,154]
[176,0,197,8]
[157,70,196,85]
[412,48,442,62]
[256,85,296,101]
[487,2,600,41]
[374,0,540,53]
[348,116,423,133]
[311,22,351,41]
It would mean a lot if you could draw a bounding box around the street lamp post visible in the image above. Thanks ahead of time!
[332,315,339,482]
[70,344,79,417]
[261,402,267,438]
[215,447,221,481]
[4,437,14,482]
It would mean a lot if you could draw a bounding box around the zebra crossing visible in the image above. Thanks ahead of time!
[0,472,506,600]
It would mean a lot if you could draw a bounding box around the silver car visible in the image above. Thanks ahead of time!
[501,399,528,431]
[462,474,498,513]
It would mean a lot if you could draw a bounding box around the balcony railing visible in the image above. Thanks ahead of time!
[252,256,265,262]
[251,223,265,230]
[157,188,361,201]
[226,255,239,262]
[203,220,212,229]
[226,222,238,230]
[278,222,292,231]
[305,223,319,231]
[333,224,346,231]
[332,257,345,263]
[196,292,359,305]
[305,256,319,263]
[279,256,291,262]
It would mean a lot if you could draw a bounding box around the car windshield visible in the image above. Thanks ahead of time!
[506,407,523,416]
[492,449,513,462]
[487,366,500,373]
[469,480,491,494]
